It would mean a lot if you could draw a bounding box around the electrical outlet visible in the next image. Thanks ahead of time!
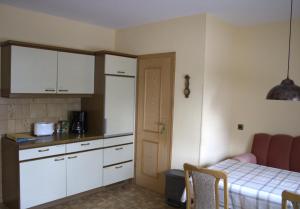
[238,124,244,130]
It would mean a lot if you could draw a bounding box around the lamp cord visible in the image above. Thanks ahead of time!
[287,0,293,79]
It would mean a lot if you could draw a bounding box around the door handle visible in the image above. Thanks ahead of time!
[115,147,124,151]
[68,156,78,159]
[81,143,90,146]
[103,118,107,134]
[115,165,123,169]
[157,122,166,134]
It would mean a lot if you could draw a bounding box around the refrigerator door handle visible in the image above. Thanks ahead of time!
[103,118,107,134]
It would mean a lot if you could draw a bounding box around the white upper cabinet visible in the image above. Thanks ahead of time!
[105,54,137,76]
[11,46,58,94]
[57,52,95,94]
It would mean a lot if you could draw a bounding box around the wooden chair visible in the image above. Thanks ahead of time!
[282,190,300,209]
[183,163,229,209]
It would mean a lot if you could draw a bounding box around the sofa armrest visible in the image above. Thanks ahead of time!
[232,153,257,164]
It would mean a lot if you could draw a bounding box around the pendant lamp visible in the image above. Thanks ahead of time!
[266,0,300,101]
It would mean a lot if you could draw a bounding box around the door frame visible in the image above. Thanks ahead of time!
[134,52,176,184]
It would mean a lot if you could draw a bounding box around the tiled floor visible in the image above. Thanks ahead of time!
[1,183,175,209]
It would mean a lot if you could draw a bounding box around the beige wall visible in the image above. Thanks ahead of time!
[0,3,115,50]
[0,4,116,201]
[229,20,300,158]
[200,15,239,165]
[200,17,300,165]
[116,14,207,169]
[116,14,300,168]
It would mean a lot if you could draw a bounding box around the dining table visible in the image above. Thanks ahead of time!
[182,159,300,209]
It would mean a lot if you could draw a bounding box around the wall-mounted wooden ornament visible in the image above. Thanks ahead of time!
[184,75,191,98]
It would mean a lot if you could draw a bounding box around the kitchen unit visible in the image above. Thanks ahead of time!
[2,134,134,209]
[1,41,137,209]
[82,52,137,136]
[82,52,137,189]
[1,41,95,97]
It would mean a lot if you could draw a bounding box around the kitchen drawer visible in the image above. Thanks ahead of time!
[103,161,134,186]
[104,144,134,166]
[103,135,134,147]
[66,139,103,153]
[105,55,137,76]
[19,145,66,161]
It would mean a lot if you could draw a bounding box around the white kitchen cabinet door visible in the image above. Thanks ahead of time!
[20,156,66,209]
[57,52,95,94]
[105,55,137,76]
[66,149,103,196]
[104,76,135,136]
[11,46,58,94]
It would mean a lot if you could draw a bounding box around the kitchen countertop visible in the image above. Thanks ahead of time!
[6,133,104,150]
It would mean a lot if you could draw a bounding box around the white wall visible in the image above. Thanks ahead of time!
[116,14,207,169]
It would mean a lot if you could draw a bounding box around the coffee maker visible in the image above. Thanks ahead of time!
[70,111,87,134]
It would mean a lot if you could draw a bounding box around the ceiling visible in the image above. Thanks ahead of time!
[0,0,299,29]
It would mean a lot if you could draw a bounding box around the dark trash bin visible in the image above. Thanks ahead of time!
[165,169,186,208]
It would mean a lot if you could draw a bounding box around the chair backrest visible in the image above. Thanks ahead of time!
[282,190,300,209]
[183,163,228,209]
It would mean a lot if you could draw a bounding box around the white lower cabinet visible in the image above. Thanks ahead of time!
[66,149,103,196]
[20,156,66,209]
[103,161,134,186]
[18,138,134,208]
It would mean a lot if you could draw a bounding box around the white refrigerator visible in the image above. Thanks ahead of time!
[104,75,135,136]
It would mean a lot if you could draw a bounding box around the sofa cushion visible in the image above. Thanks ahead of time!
[251,134,271,165]
[267,135,293,170]
[290,137,300,172]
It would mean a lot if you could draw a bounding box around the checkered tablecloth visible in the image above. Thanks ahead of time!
[209,159,300,209]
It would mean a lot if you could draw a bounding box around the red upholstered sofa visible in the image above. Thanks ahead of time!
[233,133,300,172]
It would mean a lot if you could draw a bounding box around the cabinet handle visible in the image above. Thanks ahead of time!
[115,147,123,151]
[54,158,64,161]
[68,156,78,159]
[115,166,123,169]
[81,143,90,146]
[44,89,56,92]
[117,71,125,74]
[38,148,49,152]
[58,89,69,92]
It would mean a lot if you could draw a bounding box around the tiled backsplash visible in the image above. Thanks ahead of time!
[0,97,81,135]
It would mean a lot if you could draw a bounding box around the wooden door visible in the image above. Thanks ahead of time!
[136,53,175,194]
[57,52,95,94]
